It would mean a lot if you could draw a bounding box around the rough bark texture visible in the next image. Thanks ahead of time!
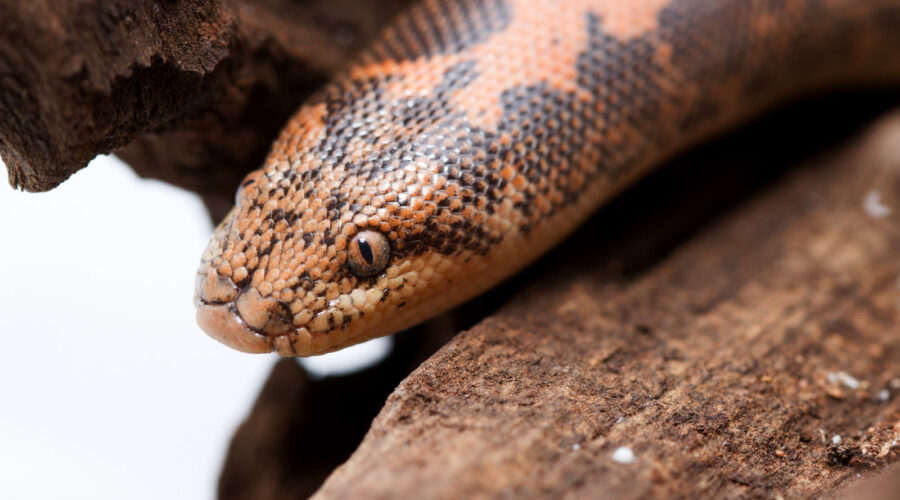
[218,325,460,500]
[0,0,411,213]
[4,1,900,498]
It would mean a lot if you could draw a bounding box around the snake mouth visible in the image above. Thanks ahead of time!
[195,301,273,354]
[192,263,282,353]
[194,266,329,356]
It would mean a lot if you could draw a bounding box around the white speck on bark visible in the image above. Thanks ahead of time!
[612,446,635,464]
[828,371,860,390]
[863,190,892,218]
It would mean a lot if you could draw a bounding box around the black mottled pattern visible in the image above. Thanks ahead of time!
[220,0,900,304]
[657,0,900,131]
[367,0,511,63]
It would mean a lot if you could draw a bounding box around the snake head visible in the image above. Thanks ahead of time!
[195,171,428,356]
[193,105,509,356]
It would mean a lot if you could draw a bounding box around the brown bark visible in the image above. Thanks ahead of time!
[217,326,460,500]
[0,0,411,215]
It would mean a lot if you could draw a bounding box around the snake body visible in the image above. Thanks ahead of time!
[195,0,900,356]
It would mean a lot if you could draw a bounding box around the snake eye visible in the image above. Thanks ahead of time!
[348,230,390,277]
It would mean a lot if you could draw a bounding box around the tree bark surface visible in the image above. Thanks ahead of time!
[0,0,411,212]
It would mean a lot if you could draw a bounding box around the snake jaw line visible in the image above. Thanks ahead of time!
[195,301,272,354]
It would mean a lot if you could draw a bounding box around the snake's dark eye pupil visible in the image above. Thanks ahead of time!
[357,238,375,265]
[348,230,390,277]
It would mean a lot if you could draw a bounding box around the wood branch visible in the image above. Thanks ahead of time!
[217,326,460,500]
[0,0,411,207]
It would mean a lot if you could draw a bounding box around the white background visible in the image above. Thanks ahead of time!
[0,155,388,499]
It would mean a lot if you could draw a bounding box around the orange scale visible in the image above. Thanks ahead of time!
[250,268,266,288]
[217,261,233,277]
[334,235,348,252]
[233,266,249,283]
[351,214,368,227]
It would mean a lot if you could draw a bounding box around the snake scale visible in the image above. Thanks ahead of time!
[195,0,900,356]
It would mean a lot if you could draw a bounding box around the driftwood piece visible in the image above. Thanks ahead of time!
[0,0,411,212]
[218,325,460,500]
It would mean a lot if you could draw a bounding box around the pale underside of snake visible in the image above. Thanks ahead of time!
[194,0,900,356]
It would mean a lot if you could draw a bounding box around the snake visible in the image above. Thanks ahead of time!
[194,0,900,356]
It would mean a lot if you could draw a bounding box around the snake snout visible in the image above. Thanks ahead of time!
[194,266,287,354]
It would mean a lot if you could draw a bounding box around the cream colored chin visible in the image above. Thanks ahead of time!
[195,302,272,353]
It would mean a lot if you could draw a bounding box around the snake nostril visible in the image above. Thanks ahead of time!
[195,266,239,304]
[234,288,293,336]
